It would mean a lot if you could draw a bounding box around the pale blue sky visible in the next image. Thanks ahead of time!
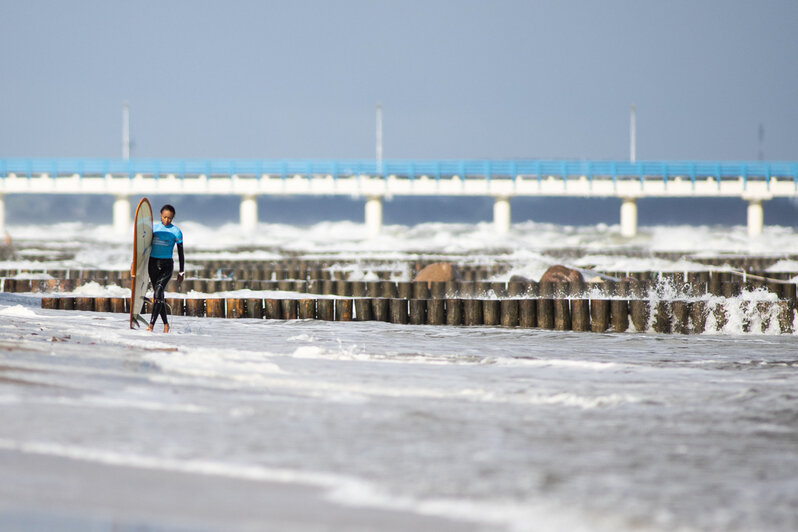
[1,0,797,161]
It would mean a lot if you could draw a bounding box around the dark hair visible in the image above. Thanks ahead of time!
[161,204,176,215]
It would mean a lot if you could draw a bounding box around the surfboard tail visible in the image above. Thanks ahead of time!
[131,314,149,329]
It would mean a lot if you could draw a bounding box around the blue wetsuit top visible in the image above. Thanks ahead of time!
[151,222,183,259]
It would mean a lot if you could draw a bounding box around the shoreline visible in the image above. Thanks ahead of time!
[0,449,491,532]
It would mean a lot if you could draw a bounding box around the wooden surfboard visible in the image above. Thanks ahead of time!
[130,198,153,329]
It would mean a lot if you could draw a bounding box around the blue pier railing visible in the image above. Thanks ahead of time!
[1,158,797,185]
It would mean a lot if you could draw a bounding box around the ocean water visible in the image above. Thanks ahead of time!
[1,211,798,531]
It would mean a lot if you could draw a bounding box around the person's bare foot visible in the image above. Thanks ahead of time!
[163,324,170,333]
[146,324,154,332]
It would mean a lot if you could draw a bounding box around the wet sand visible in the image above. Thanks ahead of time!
[0,450,491,532]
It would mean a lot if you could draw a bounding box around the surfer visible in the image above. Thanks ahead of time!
[147,204,185,333]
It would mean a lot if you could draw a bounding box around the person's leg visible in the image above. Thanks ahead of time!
[153,259,174,332]
[159,296,169,331]
[148,259,173,330]
[147,258,160,331]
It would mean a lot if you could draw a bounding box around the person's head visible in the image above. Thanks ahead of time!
[160,204,176,225]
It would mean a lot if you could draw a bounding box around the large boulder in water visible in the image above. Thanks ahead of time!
[539,265,584,286]
[413,262,461,285]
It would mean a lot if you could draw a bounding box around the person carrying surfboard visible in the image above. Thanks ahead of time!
[147,204,185,333]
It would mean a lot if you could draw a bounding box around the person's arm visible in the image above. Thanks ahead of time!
[177,243,185,281]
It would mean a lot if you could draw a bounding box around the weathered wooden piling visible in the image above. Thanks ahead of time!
[335,280,352,297]
[653,301,673,334]
[690,301,707,334]
[317,299,334,321]
[60,279,77,292]
[247,298,264,319]
[366,281,380,298]
[42,297,59,309]
[463,299,483,326]
[166,298,184,316]
[740,301,752,333]
[500,299,519,327]
[783,283,796,303]
[722,282,742,298]
[445,280,460,298]
[351,282,367,297]
[427,299,445,325]
[458,282,474,297]
[75,297,94,311]
[519,299,536,328]
[94,297,110,313]
[293,280,308,294]
[539,281,553,298]
[610,299,629,332]
[282,299,298,320]
[429,282,446,299]
[45,279,60,292]
[372,298,389,322]
[766,281,783,299]
[226,298,246,319]
[390,299,408,324]
[507,281,526,297]
[298,298,316,319]
[111,297,127,314]
[206,299,225,318]
[409,299,427,325]
[778,300,794,333]
[397,282,412,299]
[553,299,571,331]
[381,282,398,298]
[335,299,353,321]
[321,280,335,296]
[590,299,610,332]
[756,301,773,333]
[671,301,689,334]
[712,301,728,331]
[571,299,590,332]
[526,281,540,297]
[537,299,554,329]
[482,300,500,326]
[354,298,371,321]
[490,282,507,298]
[58,297,75,310]
[629,300,649,332]
[446,299,463,325]
[262,299,280,319]
[412,282,430,299]
[306,280,321,294]
[29,280,45,293]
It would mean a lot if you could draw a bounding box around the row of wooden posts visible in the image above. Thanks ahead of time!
[0,264,508,283]
[2,265,798,283]
[41,295,796,334]
[159,254,797,273]
[9,276,798,302]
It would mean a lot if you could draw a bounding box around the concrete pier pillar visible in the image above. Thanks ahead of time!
[240,194,258,232]
[747,198,764,237]
[620,197,638,238]
[0,194,5,236]
[493,196,511,235]
[365,196,383,237]
[113,195,131,235]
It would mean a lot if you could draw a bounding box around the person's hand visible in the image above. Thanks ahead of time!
[178,272,185,283]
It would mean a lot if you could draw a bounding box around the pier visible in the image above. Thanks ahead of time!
[1,158,797,236]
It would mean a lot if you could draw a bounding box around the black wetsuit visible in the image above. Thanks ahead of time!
[148,257,173,326]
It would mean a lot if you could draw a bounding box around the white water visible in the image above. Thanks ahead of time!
[1,220,797,531]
